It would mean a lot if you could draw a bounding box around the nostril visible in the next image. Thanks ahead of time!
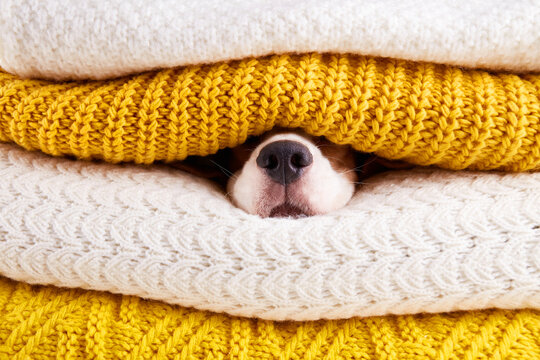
[291,151,312,168]
[257,151,279,169]
[291,153,302,168]
[265,154,279,169]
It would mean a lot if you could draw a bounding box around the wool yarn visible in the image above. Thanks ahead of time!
[0,277,538,360]
[0,143,538,321]
[1,0,540,80]
[0,54,539,171]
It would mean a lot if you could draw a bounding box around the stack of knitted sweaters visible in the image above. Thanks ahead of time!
[0,0,539,359]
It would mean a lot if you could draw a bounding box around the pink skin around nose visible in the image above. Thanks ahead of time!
[255,174,315,218]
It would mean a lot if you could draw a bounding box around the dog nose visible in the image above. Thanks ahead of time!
[256,140,313,185]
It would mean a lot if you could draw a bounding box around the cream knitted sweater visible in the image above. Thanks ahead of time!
[0,144,538,320]
[1,0,539,80]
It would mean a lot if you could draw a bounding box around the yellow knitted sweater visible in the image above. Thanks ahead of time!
[1,53,539,171]
[1,54,540,359]
[0,277,538,360]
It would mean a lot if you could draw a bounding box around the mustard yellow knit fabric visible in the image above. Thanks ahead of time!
[0,277,537,360]
[1,53,539,171]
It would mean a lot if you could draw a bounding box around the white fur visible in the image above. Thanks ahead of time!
[298,151,355,215]
[227,154,265,214]
[228,133,355,217]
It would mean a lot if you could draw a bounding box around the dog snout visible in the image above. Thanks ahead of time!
[256,140,313,185]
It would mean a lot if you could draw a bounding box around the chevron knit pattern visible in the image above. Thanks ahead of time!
[0,278,540,360]
[0,143,538,321]
[0,277,539,360]
[1,54,540,171]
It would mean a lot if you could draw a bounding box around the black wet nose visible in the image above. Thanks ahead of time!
[256,140,313,185]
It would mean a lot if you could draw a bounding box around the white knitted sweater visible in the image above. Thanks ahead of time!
[0,143,538,321]
[1,0,539,80]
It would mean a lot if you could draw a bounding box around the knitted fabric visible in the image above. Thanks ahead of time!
[1,0,540,80]
[1,54,540,171]
[1,143,538,321]
[0,277,539,360]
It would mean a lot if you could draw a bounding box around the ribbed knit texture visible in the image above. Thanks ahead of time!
[0,277,538,360]
[1,54,540,171]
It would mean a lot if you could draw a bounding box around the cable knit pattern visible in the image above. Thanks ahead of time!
[1,56,540,171]
[0,143,538,321]
[0,277,539,360]
[1,0,540,80]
